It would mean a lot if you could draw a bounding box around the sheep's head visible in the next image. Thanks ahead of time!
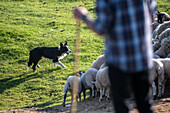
[157,11,170,24]
[161,37,170,53]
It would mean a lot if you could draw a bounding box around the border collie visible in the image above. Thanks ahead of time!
[27,41,71,72]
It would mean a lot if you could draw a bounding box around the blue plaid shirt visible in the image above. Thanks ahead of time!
[94,0,157,72]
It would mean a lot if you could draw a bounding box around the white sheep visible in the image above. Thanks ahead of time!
[157,28,170,41]
[156,58,170,97]
[166,53,170,58]
[80,68,98,100]
[62,75,82,107]
[152,28,170,52]
[154,37,170,58]
[152,42,161,52]
[152,21,170,39]
[94,66,110,102]
[99,63,107,69]
[91,55,105,70]
[150,59,164,99]
[152,21,160,31]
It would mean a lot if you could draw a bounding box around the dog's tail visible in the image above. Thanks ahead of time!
[27,50,33,69]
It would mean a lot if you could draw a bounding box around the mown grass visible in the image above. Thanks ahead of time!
[0,0,169,110]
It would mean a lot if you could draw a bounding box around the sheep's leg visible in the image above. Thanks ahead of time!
[102,88,105,97]
[157,77,163,99]
[161,79,167,97]
[106,87,110,101]
[92,85,95,98]
[78,93,81,102]
[83,90,86,100]
[62,92,67,107]
[99,89,103,102]
[89,89,92,97]
[97,91,100,97]
[152,82,157,100]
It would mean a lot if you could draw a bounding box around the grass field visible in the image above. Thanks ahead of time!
[0,0,170,110]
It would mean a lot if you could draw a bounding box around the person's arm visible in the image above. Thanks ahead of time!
[74,0,108,36]
[147,0,157,22]
[74,7,103,36]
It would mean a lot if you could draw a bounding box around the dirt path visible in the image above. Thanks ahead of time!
[1,79,170,113]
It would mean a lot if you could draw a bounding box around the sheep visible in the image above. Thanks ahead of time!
[150,59,164,99]
[62,72,84,107]
[152,42,161,52]
[157,11,170,24]
[157,28,170,42]
[99,63,107,69]
[156,58,170,97]
[94,66,110,102]
[152,21,160,31]
[166,53,170,58]
[152,21,170,39]
[152,28,170,52]
[91,55,105,70]
[80,68,98,100]
[154,37,170,58]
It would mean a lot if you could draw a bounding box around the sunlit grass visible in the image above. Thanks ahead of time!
[0,0,169,110]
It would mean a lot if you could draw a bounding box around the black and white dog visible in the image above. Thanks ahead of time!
[27,41,71,72]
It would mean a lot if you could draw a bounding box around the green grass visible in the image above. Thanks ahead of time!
[0,0,170,110]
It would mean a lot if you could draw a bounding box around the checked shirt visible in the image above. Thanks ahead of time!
[94,0,157,72]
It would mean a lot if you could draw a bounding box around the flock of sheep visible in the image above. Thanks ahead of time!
[151,10,170,99]
[62,10,170,107]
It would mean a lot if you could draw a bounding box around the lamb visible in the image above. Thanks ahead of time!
[154,37,170,58]
[156,58,170,97]
[62,73,84,107]
[91,55,105,70]
[153,28,170,52]
[152,21,170,39]
[150,59,164,99]
[94,66,110,101]
[80,68,98,100]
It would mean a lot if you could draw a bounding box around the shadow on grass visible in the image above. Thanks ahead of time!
[23,96,64,112]
[0,67,61,94]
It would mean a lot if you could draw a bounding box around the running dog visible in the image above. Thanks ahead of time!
[27,41,71,72]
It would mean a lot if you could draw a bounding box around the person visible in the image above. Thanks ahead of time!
[74,0,157,113]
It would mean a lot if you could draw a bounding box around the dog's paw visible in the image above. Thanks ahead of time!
[33,70,37,72]
[37,64,40,68]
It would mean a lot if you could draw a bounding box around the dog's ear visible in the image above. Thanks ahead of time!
[64,41,67,46]
[60,42,63,47]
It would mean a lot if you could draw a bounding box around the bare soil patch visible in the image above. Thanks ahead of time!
[1,79,170,113]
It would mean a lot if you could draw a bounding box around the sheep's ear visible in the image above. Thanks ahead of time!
[60,42,63,47]
[157,10,160,14]
[91,81,96,85]
[77,72,85,76]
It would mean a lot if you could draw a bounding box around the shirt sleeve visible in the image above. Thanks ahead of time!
[147,0,157,19]
[94,0,109,35]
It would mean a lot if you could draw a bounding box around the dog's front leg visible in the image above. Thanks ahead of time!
[56,61,67,68]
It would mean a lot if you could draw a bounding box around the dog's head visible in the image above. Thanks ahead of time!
[60,41,71,55]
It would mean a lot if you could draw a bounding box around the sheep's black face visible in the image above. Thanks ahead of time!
[60,41,71,55]
[157,13,165,24]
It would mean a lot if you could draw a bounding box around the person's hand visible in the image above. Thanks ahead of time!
[74,7,88,22]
